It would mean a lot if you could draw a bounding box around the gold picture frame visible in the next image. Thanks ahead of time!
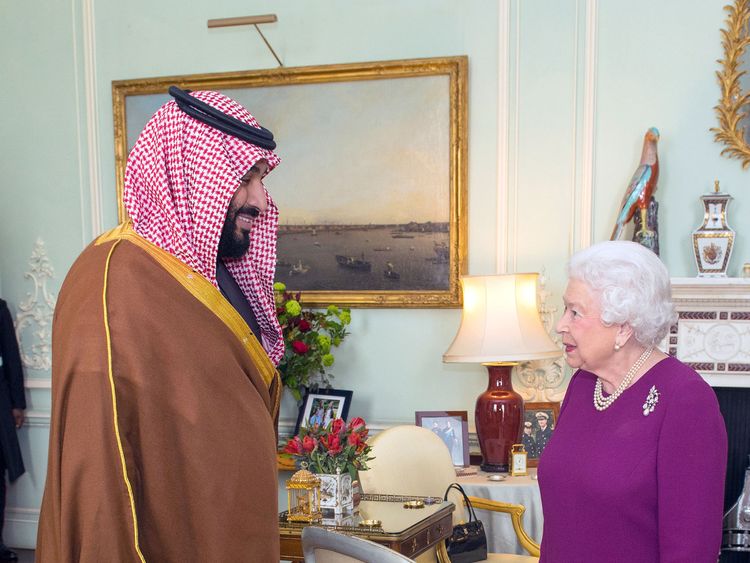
[522,401,560,468]
[112,56,468,308]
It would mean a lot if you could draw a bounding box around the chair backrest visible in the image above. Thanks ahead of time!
[358,425,467,524]
[301,526,415,562]
[359,425,540,562]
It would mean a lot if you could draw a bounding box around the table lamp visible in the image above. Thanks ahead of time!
[443,273,561,472]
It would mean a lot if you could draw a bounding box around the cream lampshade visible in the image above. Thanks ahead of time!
[443,273,560,472]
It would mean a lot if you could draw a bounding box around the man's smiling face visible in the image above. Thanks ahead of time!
[218,159,269,259]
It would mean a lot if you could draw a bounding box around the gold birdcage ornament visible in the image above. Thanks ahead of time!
[286,469,322,523]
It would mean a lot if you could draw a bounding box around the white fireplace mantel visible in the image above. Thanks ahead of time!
[668,277,750,388]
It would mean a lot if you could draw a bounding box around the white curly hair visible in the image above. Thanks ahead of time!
[567,241,677,347]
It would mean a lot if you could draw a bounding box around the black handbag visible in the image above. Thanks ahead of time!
[443,483,488,563]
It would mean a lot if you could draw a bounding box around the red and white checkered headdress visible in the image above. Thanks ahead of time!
[123,90,284,364]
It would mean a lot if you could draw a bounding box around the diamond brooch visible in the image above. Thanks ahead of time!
[643,385,659,416]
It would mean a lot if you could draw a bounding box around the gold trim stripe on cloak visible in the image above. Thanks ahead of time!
[102,239,147,563]
[96,223,280,401]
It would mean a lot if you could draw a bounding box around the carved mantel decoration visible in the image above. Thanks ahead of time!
[15,238,57,371]
[516,269,567,402]
[668,277,750,387]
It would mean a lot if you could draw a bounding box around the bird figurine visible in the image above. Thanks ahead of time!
[610,127,660,242]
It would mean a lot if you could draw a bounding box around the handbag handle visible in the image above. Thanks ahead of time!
[443,482,479,523]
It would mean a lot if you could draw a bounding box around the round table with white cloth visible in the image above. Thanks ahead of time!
[457,468,543,556]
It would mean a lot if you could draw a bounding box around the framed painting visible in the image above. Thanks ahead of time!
[294,388,353,436]
[522,401,560,468]
[112,56,468,308]
[415,410,470,467]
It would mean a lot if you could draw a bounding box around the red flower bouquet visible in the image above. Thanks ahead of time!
[283,417,374,479]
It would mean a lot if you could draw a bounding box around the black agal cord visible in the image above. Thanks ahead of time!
[168,86,276,150]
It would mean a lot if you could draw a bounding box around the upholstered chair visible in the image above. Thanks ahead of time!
[301,526,416,562]
[358,425,539,563]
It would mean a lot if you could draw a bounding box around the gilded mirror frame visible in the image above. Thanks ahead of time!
[713,0,750,168]
[112,56,468,308]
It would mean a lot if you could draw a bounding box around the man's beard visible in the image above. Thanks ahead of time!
[217,212,251,259]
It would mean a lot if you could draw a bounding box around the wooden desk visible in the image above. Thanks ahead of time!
[279,496,454,561]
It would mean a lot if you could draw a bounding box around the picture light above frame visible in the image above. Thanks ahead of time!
[112,56,468,309]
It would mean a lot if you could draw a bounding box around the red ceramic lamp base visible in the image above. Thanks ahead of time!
[475,364,523,473]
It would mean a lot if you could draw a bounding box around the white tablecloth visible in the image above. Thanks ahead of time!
[457,467,543,556]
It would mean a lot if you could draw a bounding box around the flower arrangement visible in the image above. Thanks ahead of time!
[283,417,374,480]
[274,282,351,402]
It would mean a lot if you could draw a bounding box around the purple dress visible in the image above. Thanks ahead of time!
[538,356,727,562]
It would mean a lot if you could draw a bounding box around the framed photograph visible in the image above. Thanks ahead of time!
[295,388,353,435]
[112,56,468,308]
[522,402,560,467]
[415,410,470,467]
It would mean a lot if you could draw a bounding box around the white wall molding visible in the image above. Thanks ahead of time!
[6,507,39,521]
[568,0,581,257]
[5,507,39,549]
[495,0,521,274]
[496,0,511,274]
[82,0,102,237]
[24,379,51,389]
[578,0,598,251]
[25,410,51,428]
[15,239,56,372]
[72,0,102,244]
[509,1,522,273]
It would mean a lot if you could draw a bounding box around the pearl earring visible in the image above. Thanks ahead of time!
[614,343,621,351]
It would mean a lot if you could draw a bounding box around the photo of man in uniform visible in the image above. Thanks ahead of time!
[534,411,553,455]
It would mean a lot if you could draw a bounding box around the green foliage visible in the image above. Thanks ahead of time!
[274,283,351,402]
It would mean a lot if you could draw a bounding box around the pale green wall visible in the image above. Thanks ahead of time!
[1,0,747,548]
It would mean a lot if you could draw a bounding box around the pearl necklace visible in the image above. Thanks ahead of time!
[593,347,654,412]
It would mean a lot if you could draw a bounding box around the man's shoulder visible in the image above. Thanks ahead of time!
[60,229,168,300]
[72,231,147,272]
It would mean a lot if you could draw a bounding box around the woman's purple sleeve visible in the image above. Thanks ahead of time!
[657,379,727,562]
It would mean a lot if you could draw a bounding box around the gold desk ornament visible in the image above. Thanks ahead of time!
[403,500,425,509]
[286,469,322,523]
[692,180,735,277]
[509,444,528,476]
[358,519,383,528]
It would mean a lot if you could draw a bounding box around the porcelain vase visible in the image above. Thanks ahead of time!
[318,472,353,515]
[692,182,735,277]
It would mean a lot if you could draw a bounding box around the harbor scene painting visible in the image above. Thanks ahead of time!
[275,222,450,291]
[113,57,467,306]
[265,68,453,296]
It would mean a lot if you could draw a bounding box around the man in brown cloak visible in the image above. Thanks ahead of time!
[37,88,285,562]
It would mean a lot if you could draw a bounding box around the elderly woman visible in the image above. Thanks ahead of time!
[538,241,727,562]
